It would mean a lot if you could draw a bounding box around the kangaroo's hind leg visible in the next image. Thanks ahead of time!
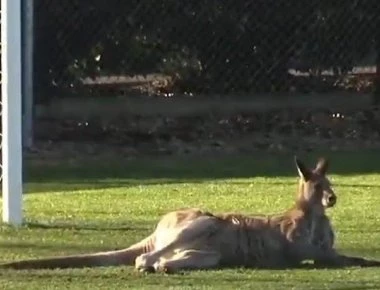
[154,249,221,273]
[135,216,220,272]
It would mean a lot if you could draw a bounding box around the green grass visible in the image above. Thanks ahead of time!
[1,151,380,289]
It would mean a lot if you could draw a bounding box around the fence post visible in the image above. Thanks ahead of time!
[1,0,23,225]
[22,0,34,149]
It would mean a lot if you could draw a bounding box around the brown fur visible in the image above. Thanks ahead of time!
[1,156,379,272]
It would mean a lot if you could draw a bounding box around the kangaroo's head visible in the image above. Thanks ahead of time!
[294,156,336,210]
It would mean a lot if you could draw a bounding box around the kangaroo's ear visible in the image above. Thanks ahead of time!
[315,157,329,175]
[294,156,311,181]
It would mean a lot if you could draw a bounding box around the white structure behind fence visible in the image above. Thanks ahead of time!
[1,0,23,225]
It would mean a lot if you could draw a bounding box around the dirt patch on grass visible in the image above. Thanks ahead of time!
[29,94,380,162]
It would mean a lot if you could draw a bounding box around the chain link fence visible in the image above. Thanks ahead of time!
[29,1,380,155]
[34,0,380,100]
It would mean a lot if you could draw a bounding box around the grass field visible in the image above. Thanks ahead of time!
[1,150,380,289]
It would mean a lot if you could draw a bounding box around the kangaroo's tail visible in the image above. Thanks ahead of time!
[0,235,155,270]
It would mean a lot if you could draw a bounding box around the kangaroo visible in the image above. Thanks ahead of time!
[1,156,379,272]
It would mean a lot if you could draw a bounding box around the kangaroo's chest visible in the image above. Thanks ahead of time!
[302,216,335,249]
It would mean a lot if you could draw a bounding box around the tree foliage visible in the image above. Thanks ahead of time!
[34,0,379,100]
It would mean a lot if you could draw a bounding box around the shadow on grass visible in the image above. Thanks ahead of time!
[23,179,380,195]
[20,150,380,194]
[0,269,374,290]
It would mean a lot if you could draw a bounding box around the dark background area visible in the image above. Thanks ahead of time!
[33,0,380,101]
[3,1,380,156]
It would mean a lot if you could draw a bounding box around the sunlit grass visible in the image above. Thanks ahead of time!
[1,151,380,289]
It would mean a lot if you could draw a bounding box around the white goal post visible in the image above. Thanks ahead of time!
[1,0,23,225]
